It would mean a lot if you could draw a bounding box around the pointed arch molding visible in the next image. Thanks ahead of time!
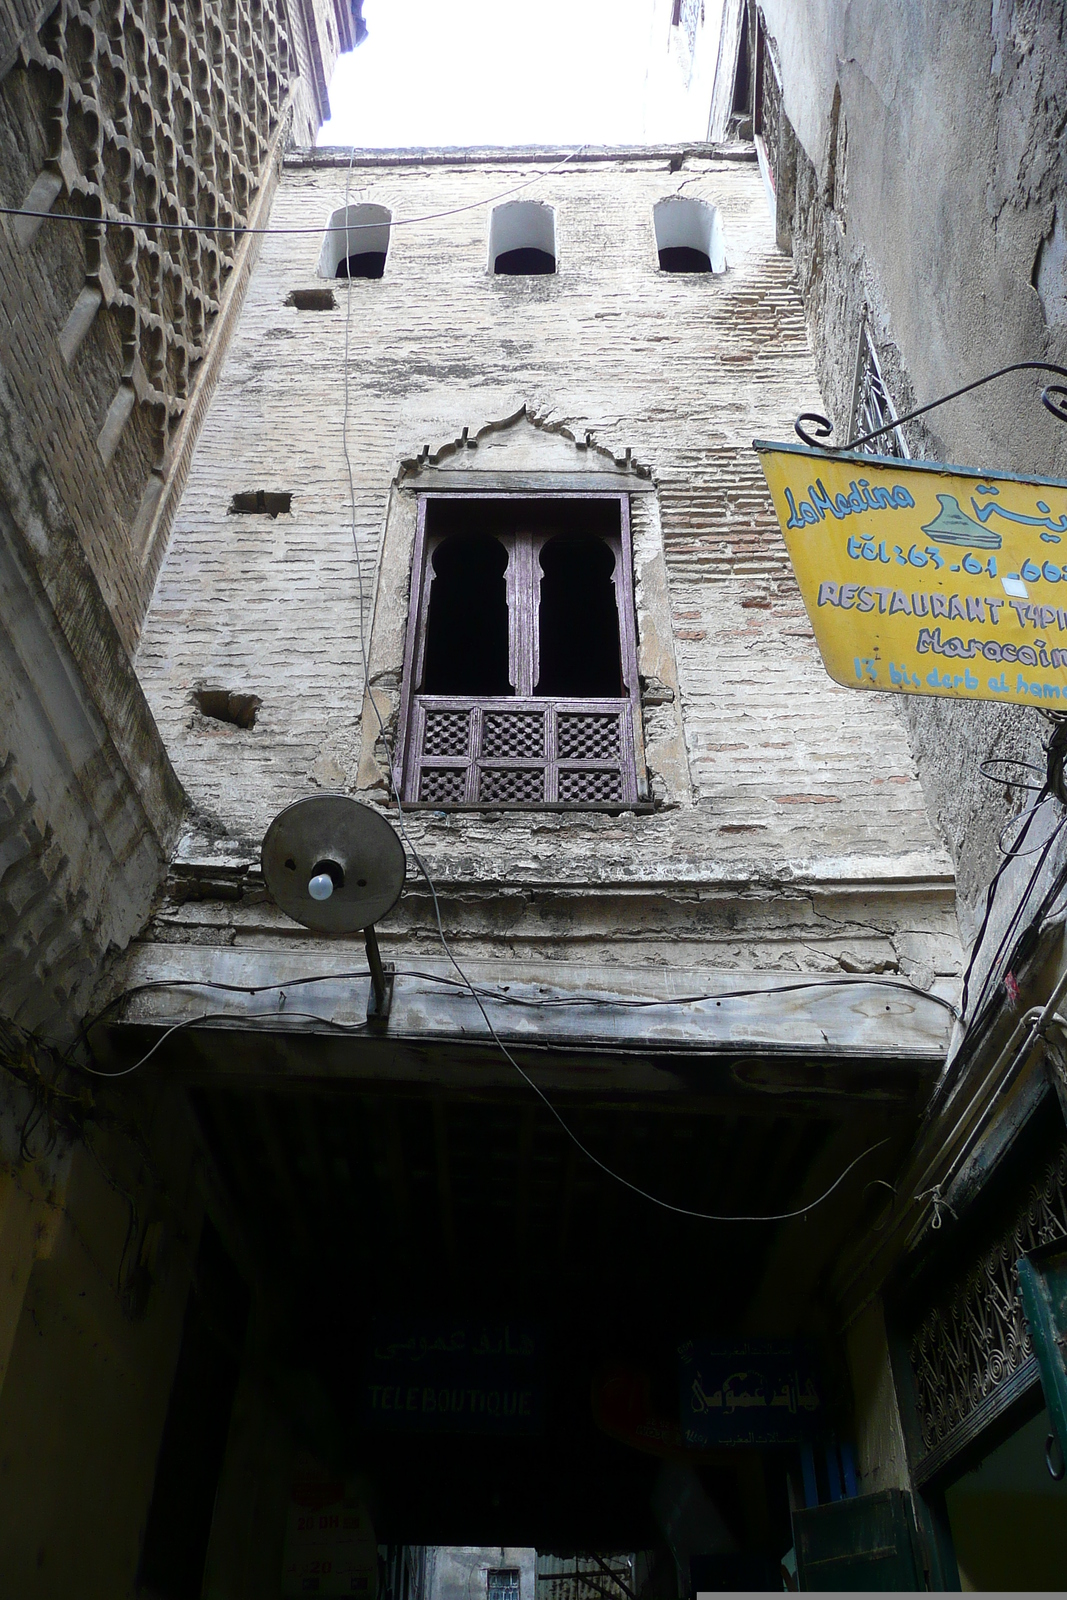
[395,405,655,489]
[354,408,689,805]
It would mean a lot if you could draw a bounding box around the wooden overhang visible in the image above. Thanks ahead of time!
[93,946,953,1113]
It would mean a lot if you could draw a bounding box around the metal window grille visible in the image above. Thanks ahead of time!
[488,1570,521,1600]
[848,318,910,459]
[397,494,643,809]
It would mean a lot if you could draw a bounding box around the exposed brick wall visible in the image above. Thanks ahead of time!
[134,150,956,978]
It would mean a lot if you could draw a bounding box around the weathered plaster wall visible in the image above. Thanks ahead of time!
[133,148,958,986]
[0,1066,204,1598]
[431,1546,538,1600]
[0,0,345,1042]
[760,0,1067,939]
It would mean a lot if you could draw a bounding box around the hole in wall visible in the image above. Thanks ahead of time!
[228,491,291,517]
[489,201,557,276]
[193,690,262,729]
[494,247,555,275]
[653,197,726,274]
[658,245,713,273]
[286,288,337,310]
[318,203,391,278]
[336,251,386,279]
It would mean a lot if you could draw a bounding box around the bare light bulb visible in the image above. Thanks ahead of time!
[308,873,335,901]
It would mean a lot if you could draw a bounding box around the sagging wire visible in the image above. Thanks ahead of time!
[77,966,960,1047]
[328,147,895,1225]
[915,1182,958,1232]
[0,148,586,241]
[977,755,1058,859]
[0,1017,148,1296]
[80,1008,373,1080]
[958,724,1067,1025]
[963,809,1067,1033]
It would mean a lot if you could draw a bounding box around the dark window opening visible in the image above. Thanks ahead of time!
[422,532,511,695]
[487,1570,520,1600]
[336,251,387,279]
[732,12,751,117]
[137,1221,250,1600]
[286,287,337,310]
[194,689,261,729]
[658,245,712,273]
[494,246,556,275]
[229,490,291,517]
[536,535,622,697]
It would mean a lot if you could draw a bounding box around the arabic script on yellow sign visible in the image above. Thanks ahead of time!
[755,441,1067,706]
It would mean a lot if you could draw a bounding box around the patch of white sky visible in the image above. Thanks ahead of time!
[319,0,715,148]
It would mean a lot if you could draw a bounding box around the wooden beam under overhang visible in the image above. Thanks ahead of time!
[91,946,953,1113]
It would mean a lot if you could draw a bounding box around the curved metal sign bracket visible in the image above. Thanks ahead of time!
[795,361,1067,454]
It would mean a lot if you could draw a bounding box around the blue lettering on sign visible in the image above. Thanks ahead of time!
[785,477,915,529]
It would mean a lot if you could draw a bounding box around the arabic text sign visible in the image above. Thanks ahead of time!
[678,1339,822,1447]
[755,441,1067,707]
[365,1320,543,1435]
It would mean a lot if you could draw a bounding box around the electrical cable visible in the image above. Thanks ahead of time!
[80,1008,372,1079]
[997,795,1056,858]
[328,155,897,1222]
[79,967,959,1035]
[958,779,1049,1020]
[0,148,586,240]
[965,812,1067,1031]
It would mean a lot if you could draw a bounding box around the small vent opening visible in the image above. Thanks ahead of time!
[653,196,726,274]
[318,203,391,279]
[286,288,337,310]
[489,201,557,276]
[194,690,261,729]
[229,491,291,517]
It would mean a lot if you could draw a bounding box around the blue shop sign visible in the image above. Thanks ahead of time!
[678,1339,822,1446]
[365,1320,543,1435]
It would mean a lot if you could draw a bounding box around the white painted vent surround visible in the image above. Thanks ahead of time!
[488,201,557,274]
[317,203,391,278]
[652,197,726,273]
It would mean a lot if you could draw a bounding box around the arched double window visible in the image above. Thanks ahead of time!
[318,203,391,279]
[399,496,639,807]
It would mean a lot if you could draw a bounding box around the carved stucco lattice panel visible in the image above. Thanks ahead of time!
[909,1140,1067,1455]
[18,0,294,470]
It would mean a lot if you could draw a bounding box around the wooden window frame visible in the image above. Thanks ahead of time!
[395,492,645,810]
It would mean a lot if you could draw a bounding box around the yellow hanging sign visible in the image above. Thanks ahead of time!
[755,440,1067,706]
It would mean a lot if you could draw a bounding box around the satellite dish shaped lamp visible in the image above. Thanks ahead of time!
[261,795,406,1022]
